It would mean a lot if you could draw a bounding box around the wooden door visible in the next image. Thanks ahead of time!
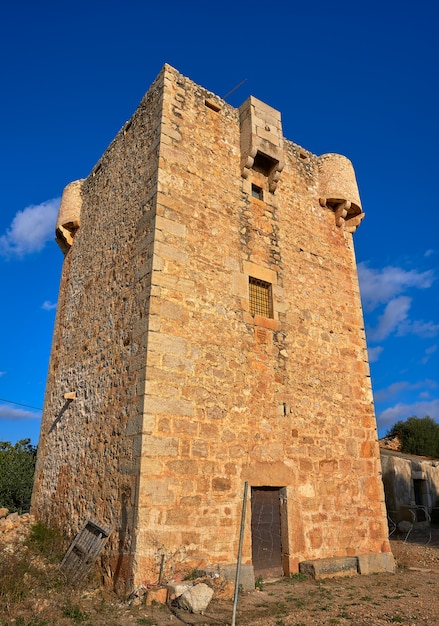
[251,487,284,579]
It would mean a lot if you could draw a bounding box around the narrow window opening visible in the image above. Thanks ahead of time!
[249,277,273,318]
[92,163,102,177]
[251,184,263,200]
[205,98,221,112]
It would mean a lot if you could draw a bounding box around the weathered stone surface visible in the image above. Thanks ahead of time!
[357,552,396,575]
[0,512,35,550]
[145,586,168,606]
[219,564,255,592]
[128,584,148,606]
[178,583,214,613]
[32,64,391,593]
[167,582,192,601]
[0,508,9,519]
[299,557,358,580]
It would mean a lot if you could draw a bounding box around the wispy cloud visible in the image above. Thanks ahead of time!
[374,379,437,403]
[378,399,439,430]
[0,371,5,378]
[368,297,439,342]
[358,263,434,312]
[360,264,438,342]
[0,198,60,258]
[374,381,411,403]
[398,319,439,339]
[368,346,383,362]
[0,404,41,421]
[41,300,57,311]
[421,344,438,365]
[368,296,411,342]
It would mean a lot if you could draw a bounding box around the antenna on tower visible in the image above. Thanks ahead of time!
[223,79,248,100]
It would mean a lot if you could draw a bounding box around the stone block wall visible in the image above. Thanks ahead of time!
[32,65,391,592]
[32,68,166,592]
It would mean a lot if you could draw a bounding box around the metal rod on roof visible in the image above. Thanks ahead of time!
[223,79,247,100]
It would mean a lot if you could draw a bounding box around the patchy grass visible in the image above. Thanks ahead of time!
[255,575,264,591]
[61,602,90,623]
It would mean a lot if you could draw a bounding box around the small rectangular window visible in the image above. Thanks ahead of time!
[249,277,273,318]
[251,184,263,200]
[205,98,221,112]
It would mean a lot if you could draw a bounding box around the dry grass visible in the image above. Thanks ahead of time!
[2,524,439,625]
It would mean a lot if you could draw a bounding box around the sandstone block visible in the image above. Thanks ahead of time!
[357,552,395,575]
[299,557,358,580]
[145,586,168,605]
[219,564,255,591]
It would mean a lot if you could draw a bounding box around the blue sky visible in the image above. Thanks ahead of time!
[1,1,438,444]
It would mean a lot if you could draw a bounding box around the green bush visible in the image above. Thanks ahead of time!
[388,416,439,458]
[0,439,37,513]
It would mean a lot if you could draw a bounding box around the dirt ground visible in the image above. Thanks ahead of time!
[3,527,439,626]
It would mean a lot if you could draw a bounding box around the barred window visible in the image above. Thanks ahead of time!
[249,277,273,318]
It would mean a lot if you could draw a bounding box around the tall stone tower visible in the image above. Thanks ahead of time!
[32,65,393,592]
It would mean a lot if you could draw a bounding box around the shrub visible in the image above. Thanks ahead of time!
[0,439,37,513]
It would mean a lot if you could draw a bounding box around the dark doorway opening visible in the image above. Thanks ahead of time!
[413,479,429,521]
[251,486,285,579]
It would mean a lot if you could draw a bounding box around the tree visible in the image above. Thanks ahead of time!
[0,439,37,513]
[387,416,439,458]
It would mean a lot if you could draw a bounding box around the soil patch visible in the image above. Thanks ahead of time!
[2,525,439,625]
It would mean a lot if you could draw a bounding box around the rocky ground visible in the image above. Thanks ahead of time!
[1,511,439,625]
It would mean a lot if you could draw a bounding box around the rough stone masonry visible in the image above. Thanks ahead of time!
[31,64,394,593]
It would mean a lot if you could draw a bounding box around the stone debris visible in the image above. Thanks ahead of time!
[178,582,214,614]
[167,582,192,601]
[145,586,168,606]
[127,584,148,606]
[0,509,35,550]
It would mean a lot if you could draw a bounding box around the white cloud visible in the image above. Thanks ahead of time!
[0,198,60,258]
[0,371,5,378]
[421,344,438,365]
[374,379,437,403]
[374,381,410,403]
[367,346,383,362]
[358,263,434,312]
[0,404,41,421]
[398,319,439,339]
[41,300,57,311]
[368,296,411,342]
[378,399,439,430]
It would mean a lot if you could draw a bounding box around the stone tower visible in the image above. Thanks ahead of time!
[32,65,393,592]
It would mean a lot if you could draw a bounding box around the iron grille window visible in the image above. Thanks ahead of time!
[249,277,273,318]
